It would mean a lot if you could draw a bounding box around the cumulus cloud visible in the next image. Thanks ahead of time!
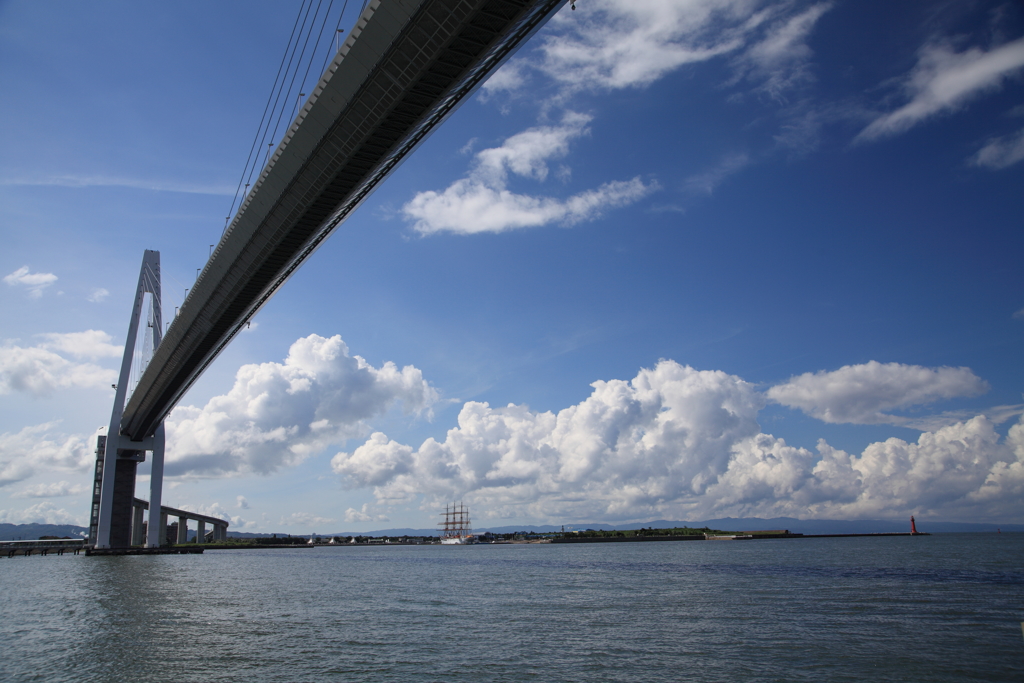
[0,423,99,488]
[14,481,86,498]
[3,266,58,298]
[971,126,1024,169]
[766,361,989,425]
[333,361,765,519]
[236,495,249,509]
[858,36,1024,142]
[331,360,1023,523]
[704,416,1024,520]
[0,341,117,396]
[164,334,438,477]
[403,113,655,234]
[0,501,85,526]
[87,288,110,303]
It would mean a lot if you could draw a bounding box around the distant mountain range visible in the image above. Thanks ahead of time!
[0,523,88,541]
[4,517,1020,542]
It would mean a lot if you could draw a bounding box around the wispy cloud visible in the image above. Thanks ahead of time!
[87,288,110,303]
[857,36,1024,142]
[280,511,335,527]
[3,266,57,298]
[343,503,390,524]
[971,126,1024,169]
[684,152,750,195]
[0,175,234,196]
[13,481,85,498]
[730,2,833,100]
[484,1,831,102]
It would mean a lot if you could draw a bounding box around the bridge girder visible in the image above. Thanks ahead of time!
[121,0,567,441]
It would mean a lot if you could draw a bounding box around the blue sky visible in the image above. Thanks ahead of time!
[1,0,1022,533]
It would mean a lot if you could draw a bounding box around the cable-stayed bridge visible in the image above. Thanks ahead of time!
[91,0,568,549]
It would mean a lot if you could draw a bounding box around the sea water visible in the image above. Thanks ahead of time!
[1,533,1021,682]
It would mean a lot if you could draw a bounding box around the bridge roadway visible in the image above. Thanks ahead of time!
[122,0,567,441]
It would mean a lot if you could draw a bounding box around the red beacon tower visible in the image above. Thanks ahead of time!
[910,515,919,535]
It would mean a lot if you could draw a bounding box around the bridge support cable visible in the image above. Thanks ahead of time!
[122,0,569,442]
[226,0,312,224]
[91,250,166,549]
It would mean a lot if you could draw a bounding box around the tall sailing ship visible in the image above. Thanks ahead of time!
[438,502,474,544]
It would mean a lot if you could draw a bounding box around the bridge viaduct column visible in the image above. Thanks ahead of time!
[131,503,145,546]
[146,423,165,548]
[196,520,206,544]
[177,516,189,544]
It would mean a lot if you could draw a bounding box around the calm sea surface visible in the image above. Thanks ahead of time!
[2,534,1022,682]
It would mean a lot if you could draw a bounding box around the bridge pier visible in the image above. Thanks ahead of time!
[196,520,206,545]
[177,516,189,544]
[90,250,162,549]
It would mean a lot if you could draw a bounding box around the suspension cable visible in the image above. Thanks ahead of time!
[224,1,311,229]
[267,0,328,155]
[318,0,351,78]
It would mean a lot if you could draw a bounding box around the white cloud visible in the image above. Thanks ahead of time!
[14,481,86,498]
[38,330,122,359]
[858,36,1024,142]
[0,501,85,526]
[0,341,117,396]
[280,511,335,528]
[730,2,832,100]
[767,361,989,425]
[176,502,237,525]
[484,1,830,99]
[684,152,750,195]
[504,0,749,95]
[1014,307,1024,320]
[333,361,765,518]
[403,113,655,235]
[0,423,99,488]
[3,266,57,298]
[87,288,110,303]
[704,415,1024,520]
[236,495,249,509]
[0,174,234,196]
[971,126,1024,169]
[331,361,1024,523]
[164,334,438,477]
[343,503,390,524]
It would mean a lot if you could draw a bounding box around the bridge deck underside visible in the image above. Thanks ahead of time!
[121,0,565,441]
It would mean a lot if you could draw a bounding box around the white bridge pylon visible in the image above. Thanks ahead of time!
[93,249,166,549]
